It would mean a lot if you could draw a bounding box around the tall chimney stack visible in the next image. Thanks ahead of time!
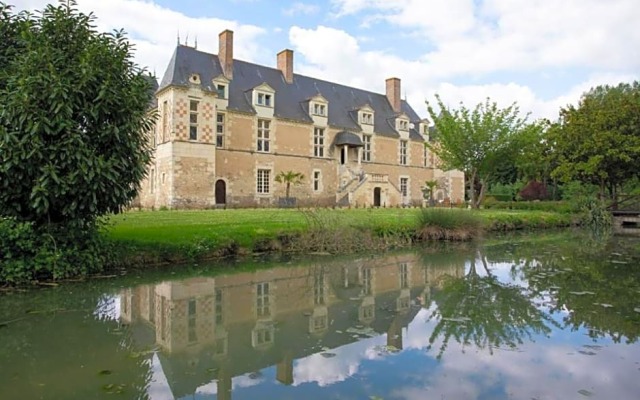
[219,30,234,79]
[277,49,294,84]
[386,77,401,113]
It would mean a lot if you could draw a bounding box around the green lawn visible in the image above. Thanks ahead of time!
[106,207,575,249]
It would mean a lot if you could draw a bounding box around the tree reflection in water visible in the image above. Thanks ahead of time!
[426,248,557,359]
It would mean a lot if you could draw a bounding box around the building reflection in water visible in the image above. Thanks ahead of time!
[119,252,464,399]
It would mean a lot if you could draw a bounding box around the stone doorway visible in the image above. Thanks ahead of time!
[373,187,381,207]
[215,179,226,204]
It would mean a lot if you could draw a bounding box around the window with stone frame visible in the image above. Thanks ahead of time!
[362,267,372,295]
[313,103,326,116]
[314,269,325,304]
[313,127,325,157]
[216,113,225,147]
[257,92,272,107]
[256,282,270,317]
[361,112,373,125]
[162,100,168,142]
[399,140,408,165]
[400,177,409,198]
[189,100,198,140]
[399,262,409,288]
[216,84,226,99]
[215,288,223,325]
[363,135,372,162]
[257,119,271,152]
[188,298,197,343]
[252,327,273,346]
[257,168,270,194]
[423,145,429,167]
[313,170,321,192]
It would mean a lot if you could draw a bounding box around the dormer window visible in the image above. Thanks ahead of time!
[257,93,272,107]
[361,112,373,125]
[313,103,326,116]
[189,74,201,84]
[398,120,409,131]
[216,84,227,99]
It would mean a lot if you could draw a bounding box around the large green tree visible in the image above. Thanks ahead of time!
[548,82,640,198]
[426,95,532,208]
[0,1,154,227]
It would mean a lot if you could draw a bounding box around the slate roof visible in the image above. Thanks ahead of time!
[334,130,364,147]
[159,45,425,141]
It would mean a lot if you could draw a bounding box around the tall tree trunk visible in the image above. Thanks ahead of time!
[286,183,290,198]
[476,177,488,209]
[469,170,478,209]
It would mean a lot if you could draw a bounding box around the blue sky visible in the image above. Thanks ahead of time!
[12,0,640,119]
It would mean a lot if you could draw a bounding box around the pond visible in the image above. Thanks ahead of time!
[1,231,639,400]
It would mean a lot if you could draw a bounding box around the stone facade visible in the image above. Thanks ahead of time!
[137,31,464,209]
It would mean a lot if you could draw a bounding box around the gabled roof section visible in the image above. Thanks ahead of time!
[309,93,328,103]
[251,82,276,93]
[158,45,424,138]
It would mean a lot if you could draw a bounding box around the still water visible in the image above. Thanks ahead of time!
[1,231,640,400]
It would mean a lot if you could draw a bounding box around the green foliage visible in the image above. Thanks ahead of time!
[416,209,483,240]
[579,197,612,236]
[0,217,111,283]
[559,181,599,201]
[421,180,439,202]
[426,95,533,208]
[0,1,154,226]
[482,200,577,214]
[487,182,522,201]
[274,170,304,198]
[548,81,640,197]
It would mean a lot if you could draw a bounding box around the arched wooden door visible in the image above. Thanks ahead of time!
[215,180,226,204]
[373,187,381,207]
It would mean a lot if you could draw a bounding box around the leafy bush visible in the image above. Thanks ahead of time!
[0,218,111,284]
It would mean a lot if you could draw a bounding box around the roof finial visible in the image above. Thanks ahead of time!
[194,35,198,49]
[185,33,189,46]
[177,30,180,46]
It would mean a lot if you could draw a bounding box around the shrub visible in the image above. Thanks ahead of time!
[0,218,112,284]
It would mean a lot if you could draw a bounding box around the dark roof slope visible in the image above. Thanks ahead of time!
[159,45,424,140]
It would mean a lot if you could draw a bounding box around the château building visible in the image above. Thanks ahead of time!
[138,30,464,209]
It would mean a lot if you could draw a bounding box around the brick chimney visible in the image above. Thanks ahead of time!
[277,49,294,84]
[386,77,401,113]
[219,30,234,79]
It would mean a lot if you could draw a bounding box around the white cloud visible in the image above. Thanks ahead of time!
[283,2,320,17]
[331,0,640,73]
[289,24,638,120]
[10,0,268,75]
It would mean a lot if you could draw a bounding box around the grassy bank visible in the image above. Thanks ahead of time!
[106,208,577,266]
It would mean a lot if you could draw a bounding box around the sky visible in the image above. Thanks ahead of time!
[10,0,640,120]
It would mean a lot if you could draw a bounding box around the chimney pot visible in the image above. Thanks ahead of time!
[277,49,294,84]
[386,77,401,113]
[219,30,234,79]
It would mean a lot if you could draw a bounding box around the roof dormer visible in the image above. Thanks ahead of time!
[418,119,430,141]
[252,83,276,118]
[396,113,410,132]
[189,73,201,85]
[309,94,328,126]
[212,75,230,99]
[358,105,375,134]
